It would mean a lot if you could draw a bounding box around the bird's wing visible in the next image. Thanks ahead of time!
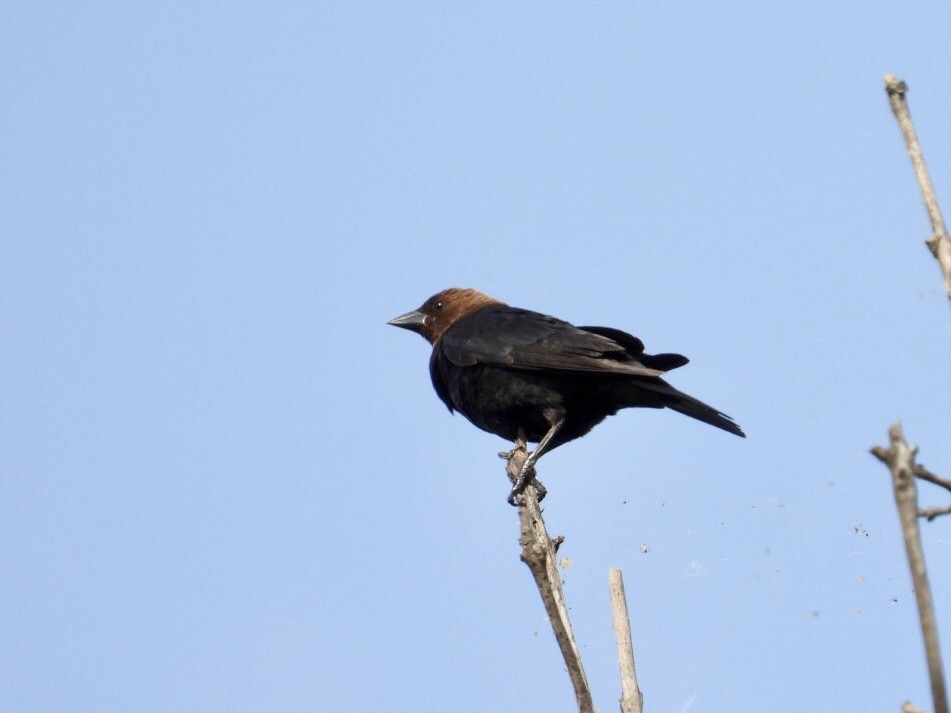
[578,326,689,371]
[439,307,665,378]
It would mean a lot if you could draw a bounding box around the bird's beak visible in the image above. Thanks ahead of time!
[387,309,427,333]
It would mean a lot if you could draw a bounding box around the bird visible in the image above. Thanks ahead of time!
[388,288,744,503]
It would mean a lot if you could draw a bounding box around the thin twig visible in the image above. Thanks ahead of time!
[504,441,594,713]
[919,505,951,522]
[609,568,643,713]
[911,464,951,520]
[870,423,949,713]
[884,75,951,303]
[914,464,951,494]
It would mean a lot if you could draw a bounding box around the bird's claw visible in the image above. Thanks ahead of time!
[506,480,547,505]
[506,463,546,506]
[503,431,544,505]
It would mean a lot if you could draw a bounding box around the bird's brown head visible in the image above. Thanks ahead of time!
[388,288,505,345]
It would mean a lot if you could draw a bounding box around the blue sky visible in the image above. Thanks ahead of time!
[2,3,949,712]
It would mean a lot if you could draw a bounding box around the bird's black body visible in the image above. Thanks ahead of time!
[427,303,743,448]
[389,288,744,501]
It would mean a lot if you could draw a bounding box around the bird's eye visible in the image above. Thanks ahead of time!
[434,300,444,311]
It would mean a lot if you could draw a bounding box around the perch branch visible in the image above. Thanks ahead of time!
[884,74,951,303]
[870,423,949,713]
[503,439,594,713]
[609,568,643,713]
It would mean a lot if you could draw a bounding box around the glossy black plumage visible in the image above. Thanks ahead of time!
[389,288,744,500]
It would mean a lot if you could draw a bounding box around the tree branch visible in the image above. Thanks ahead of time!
[914,464,951,494]
[912,463,951,520]
[504,441,594,713]
[870,423,949,713]
[919,504,951,522]
[884,75,951,304]
[609,568,643,713]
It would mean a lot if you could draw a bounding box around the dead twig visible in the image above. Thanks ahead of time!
[884,75,951,304]
[609,568,643,713]
[919,505,951,522]
[912,462,951,520]
[870,424,949,713]
[913,464,951,494]
[503,438,594,713]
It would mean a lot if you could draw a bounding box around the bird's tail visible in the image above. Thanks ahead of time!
[633,379,746,438]
[665,391,745,437]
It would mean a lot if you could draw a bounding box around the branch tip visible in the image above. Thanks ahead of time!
[884,74,908,96]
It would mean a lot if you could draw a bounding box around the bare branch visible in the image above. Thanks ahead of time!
[504,442,594,713]
[883,75,951,303]
[912,464,951,521]
[871,423,949,713]
[920,505,951,522]
[609,568,643,713]
[914,464,951,493]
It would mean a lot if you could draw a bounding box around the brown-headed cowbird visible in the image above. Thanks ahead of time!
[389,288,744,503]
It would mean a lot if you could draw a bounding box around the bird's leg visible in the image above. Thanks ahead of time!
[507,410,564,505]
